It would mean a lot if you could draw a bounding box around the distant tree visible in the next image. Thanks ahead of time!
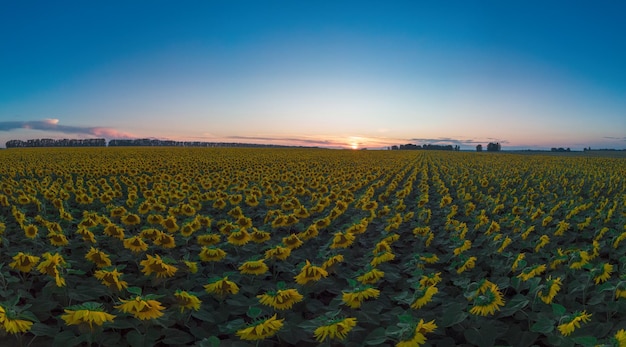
[476,144,483,152]
[487,142,501,152]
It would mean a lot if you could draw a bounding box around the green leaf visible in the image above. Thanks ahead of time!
[530,316,555,334]
[126,330,146,347]
[247,306,262,319]
[199,336,221,347]
[364,327,387,345]
[464,326,496,347]
[552,303,566,316]
[161,328,194,345]
[499,294,529,317]
[29,322,59,337]
[52,330,79,347]
[571,336,598,347]
[192,309,216,323]
[127,286,142,296]
[440,302,468,327]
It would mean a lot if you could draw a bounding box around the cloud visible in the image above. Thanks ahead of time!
[226,135,337,147]
[603,136,626,141]
[409,137,508,146]
[0,119,135,139]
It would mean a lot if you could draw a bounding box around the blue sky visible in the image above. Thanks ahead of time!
[1,1,625,149]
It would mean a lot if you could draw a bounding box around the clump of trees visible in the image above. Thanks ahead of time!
[6,138,106,148]
[390,144,460,151]
[5,138,299,149]
[476,143,501,152]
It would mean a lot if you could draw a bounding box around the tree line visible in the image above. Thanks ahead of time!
[4,138,301,149]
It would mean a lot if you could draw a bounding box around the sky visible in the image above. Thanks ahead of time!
[1,1,625,150]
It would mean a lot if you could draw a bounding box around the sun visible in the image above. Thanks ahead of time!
[350,142,358,150]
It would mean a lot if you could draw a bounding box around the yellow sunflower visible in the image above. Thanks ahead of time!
[9,252,40,273]
[61,302,116,330]
[115,296,166,320]
[239,259,269,275]
[140,254,178,278]
[85,247,112,268]
[204,276,239,296]
[236,314,284,341]
[294,260,328,285]
[257,289,303,310]
[314,317,357,342]
[174,291,202,312]
[94,268,128,291]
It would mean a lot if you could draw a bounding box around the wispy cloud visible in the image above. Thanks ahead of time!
[603,136,626,142]
[409,137,508,146]
[0,119,135,139]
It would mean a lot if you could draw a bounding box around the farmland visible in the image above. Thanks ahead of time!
[0,147,625,347]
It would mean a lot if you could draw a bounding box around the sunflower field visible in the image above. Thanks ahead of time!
[0,147,625,347]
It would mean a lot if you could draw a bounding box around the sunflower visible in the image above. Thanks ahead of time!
[120,213,141,226]
[297,225,319,241]
[110,206,127,218]
[518,264,547,281]
[314,317,357,342]
[23,224,38,239]
[199,247,227,262]
[469,283,505,316]
[227,229,251,246]
[322,254,344,271]
[593,263,613,284]
[294,260,328,285]
[76,227,96,243]
[146,214,164,225]
[357,268,385,285]
[236,314,284,341]
[115,296,166,320]
[153,231,176,248]
[174,291,202,312]
[342,286,380,308]
[140,254,178,278]
[85,247,112,268]
[419,272,442,287]
[183,260,198,274]
[257,289,304,310]
[396,319,438,347]
[534,235,550,252]
[160,216,179,233]
[61,302,116,330]
[94,268,128,291]
[511,253,525,272]
[453,240,472,256]
[250,228,271,243]
[264,245,292,261]
[36,252,66,287]
[103,223,125,240]
[0,306,34,334]
[236,216,253,229]
[330,231,355,249]
[194,233,219,246]
[538,276,562,304]
[282,234,303,249]
[204,277,239,296]
[615,329,626,347]
[411,285,438,309]
[123,236,149,253]
[9,252,40,273]
[456,257,477,274]
[371,251,395,267]
[557,311,592,336]
[239,259,269,275]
